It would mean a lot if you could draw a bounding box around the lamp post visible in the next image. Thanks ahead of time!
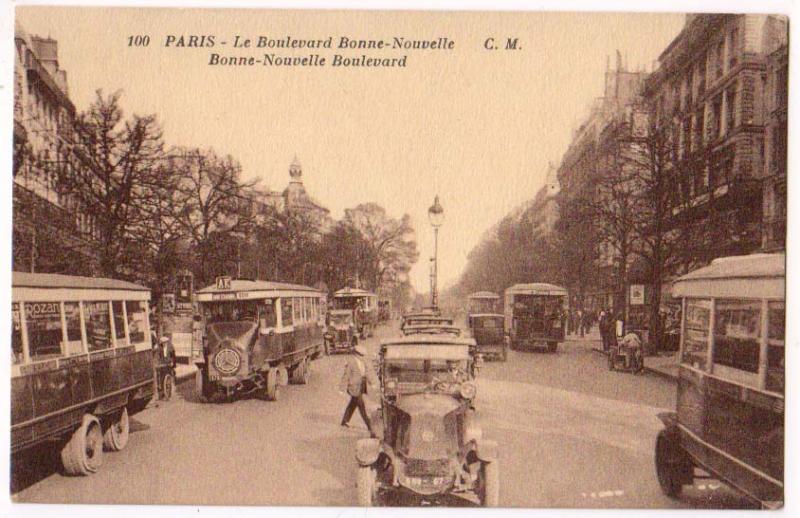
[427,195,444,308]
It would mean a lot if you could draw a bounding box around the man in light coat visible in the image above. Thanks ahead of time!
[340,345,378,437]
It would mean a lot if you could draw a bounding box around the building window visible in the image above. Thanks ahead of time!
[711,95,722,140]
[725,86,737,133]
[716,40,725,78]
[697,61,706,95]
[729,26,739,68]
[694,108,705,149]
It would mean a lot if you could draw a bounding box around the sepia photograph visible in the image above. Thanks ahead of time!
[4,1,791,512]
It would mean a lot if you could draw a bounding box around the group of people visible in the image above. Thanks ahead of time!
[566,308,599,337]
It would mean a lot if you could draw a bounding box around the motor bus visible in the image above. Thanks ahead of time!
[333,287,378,338]
[11,272,154,476]
[655,253,784,508]
[194,276,326,402]
[504,283,567,353]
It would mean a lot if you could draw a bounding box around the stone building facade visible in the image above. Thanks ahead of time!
[762,43,788,252]
[642,14,788,266]
[13,22,100,275]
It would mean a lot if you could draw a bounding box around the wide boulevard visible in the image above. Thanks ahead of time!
[12,322,754,508]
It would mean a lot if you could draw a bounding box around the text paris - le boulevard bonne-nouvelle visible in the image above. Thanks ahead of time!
[159,34,457,67]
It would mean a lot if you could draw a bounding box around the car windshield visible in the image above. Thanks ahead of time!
[385,359,469,385]
[202,300,260,324]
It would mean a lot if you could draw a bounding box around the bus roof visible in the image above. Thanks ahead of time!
[196,279,322,302]
[12,272,151,302]
[334,287,377,298]
[468,291,500,299]
[12,272,149,292]
[505,283,567,296]
[672,253,785,299]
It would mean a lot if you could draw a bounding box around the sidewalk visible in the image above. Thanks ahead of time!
[644,353,679,381]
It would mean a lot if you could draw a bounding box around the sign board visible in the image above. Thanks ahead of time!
[216,276,232,290]
[162,294,176,314]
[629,284,645,305]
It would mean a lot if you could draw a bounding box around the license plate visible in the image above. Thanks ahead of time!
[209,373,220,381]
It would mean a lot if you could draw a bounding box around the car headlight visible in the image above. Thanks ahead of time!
[460,382,477,399]
[385,378,398,395]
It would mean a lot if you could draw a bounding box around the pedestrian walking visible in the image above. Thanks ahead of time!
[577,309,585,337]
[599,310,610,352]
[339,344,378,437]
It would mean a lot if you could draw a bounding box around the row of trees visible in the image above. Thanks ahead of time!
[451,101,759,349]
[45,90,419,302]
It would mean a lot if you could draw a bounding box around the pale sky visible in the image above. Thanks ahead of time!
[16,7,684,293]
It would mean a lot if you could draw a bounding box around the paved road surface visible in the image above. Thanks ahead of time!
[12,322,754,508]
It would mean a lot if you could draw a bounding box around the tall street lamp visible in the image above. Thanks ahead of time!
[428,195,444,308]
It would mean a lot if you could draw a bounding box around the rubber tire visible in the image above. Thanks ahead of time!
[478,461,500,507]
[61,415,104,476]
[547,342,557,353]
[655,430,690,498]
[161,374,175,401]
[102,407,130,452]
[265,368,280,401]
[357,466,377,506]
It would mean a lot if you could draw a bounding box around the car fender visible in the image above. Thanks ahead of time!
[356,438,381,466]
[475,438,498,462]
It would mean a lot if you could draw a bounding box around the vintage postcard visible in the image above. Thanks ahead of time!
[6,2,790,511]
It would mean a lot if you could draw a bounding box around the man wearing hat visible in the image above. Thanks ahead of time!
[339,344,378,436]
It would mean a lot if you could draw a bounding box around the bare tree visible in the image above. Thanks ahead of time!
[61,90,165,278]
[170,148,255,284]
[342,203,419,292]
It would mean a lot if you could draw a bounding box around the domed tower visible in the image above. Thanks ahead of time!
[284,155,308,209]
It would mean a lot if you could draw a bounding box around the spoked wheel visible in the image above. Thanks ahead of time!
[357,465,378,506]
[265,368,280,401]
[161,373,175,400]
[61,415,104,476]
[655,430,691,498]
[103,407,130,452]
[476,461,500,507]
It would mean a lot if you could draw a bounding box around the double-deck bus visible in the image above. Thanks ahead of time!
[194,277,327,402]
[11,273,154,476]
[504,283,567,353]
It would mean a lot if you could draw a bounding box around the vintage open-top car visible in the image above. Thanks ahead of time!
[324,309,358,354]
[355,335,499,506]
[468,313,508,361]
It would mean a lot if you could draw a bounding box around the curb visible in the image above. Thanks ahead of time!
[644,365,678,382]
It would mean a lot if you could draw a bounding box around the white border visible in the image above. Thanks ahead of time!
[0,2,797,518]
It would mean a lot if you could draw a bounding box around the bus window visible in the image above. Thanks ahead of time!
[766,301,784,393]
[112,301,128,345]
[63,302,84,355]
[304,297,310,321]
[681,298,710,370]
[12,303,23,365]
[261,299,277,328]
[25,302,64,361]
[293,298,301,323]
[281,298,293,327]
[713,299,760,375]
[127,301,148,344]
[85,301,112,351]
